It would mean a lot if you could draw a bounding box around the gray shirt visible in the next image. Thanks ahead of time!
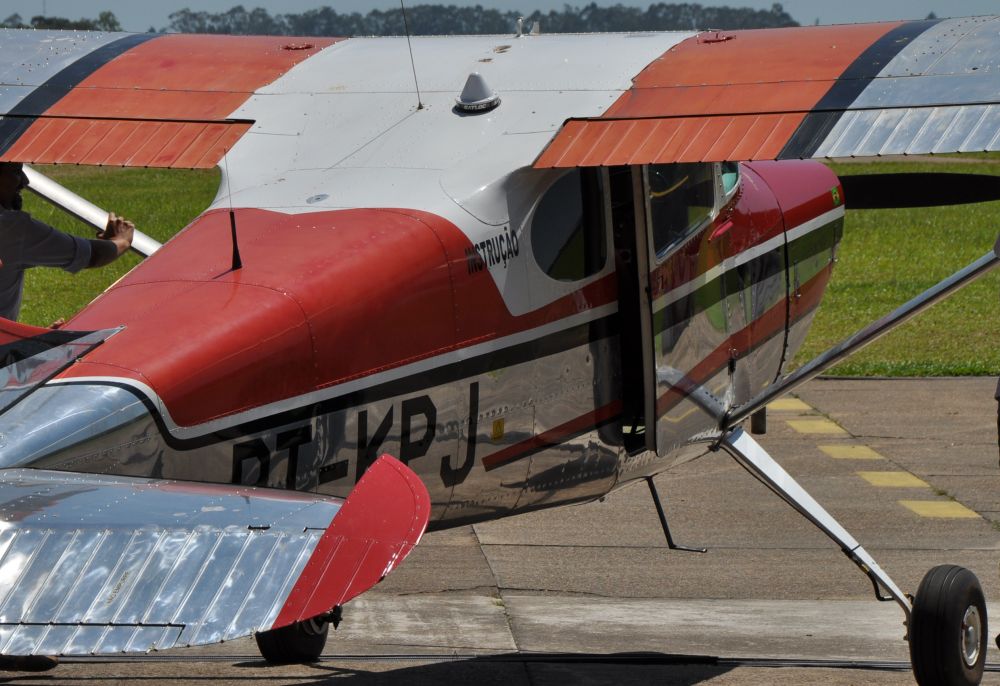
[0,210,90,321]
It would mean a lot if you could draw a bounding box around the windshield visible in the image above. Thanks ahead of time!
[0,320,120,416]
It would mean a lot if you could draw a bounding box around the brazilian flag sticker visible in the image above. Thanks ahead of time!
[831,186,842,206]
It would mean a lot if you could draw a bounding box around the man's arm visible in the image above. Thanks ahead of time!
[87,213,134,268]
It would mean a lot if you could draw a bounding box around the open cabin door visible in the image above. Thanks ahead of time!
[611,163,736,457]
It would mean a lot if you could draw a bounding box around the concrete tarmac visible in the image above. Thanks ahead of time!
[3,377,999,685]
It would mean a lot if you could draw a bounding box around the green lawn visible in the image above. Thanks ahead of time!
[794,160,1000,376]
[11,161,999,376]
[18,165,218,326]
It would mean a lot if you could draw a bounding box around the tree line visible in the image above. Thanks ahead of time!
[1,3,799,35]
[1,11,121,31]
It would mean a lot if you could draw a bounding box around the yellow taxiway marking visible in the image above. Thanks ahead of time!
[768,398,812,412]
[857,471,928,488]
[820,445,883,460]
[786,419,848,435]
[899,500,980,519]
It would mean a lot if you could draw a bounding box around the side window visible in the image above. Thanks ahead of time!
[531,168,606,281]
[721,161,740,196]
[647,163,715,256]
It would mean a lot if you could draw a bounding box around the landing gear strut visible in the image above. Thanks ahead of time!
[719,428,988,686]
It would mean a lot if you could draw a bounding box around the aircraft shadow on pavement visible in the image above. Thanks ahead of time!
[232,652,737,686]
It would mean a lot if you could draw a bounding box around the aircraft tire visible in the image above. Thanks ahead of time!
[255,618,329,664]
[909,564,987,686]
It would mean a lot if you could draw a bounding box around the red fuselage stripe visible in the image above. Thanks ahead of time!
[482,400,623,472]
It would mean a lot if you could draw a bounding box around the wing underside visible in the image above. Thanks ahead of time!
[0,456,428,655]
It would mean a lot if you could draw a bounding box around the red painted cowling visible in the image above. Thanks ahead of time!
[63,208,460,427]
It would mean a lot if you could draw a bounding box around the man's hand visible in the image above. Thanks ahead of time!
[98,213,135,257]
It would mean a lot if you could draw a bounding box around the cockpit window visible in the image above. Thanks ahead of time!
[531,168,607,282]
[647,163,715,256]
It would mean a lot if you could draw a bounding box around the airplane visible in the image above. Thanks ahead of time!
[0,13,998,686]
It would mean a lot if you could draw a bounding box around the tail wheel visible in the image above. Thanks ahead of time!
[909,565,987,686]
[255,618,329,664]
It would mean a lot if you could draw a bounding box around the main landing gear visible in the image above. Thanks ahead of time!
[719,427,988,686]
[255,617,330,663]
[255,607,342,664]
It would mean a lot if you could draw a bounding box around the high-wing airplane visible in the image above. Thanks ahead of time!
[0,14,998,686]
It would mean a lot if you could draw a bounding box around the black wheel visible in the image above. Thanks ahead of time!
[909,565,987,686]
[255,618,329,664]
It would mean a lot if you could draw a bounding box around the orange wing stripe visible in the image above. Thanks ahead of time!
[2,34,341,168]
[536,22,904,167]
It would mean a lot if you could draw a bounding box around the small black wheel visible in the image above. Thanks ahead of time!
[909,564,987,686]
[255,618,329,664]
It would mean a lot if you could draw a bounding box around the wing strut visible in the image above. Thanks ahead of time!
[719,427,911,615]
[722,234,1000,430]
[22,165,162,257]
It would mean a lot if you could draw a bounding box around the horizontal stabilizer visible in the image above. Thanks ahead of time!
[0,455,429,655]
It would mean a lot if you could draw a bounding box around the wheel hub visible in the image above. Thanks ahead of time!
[961,605,982,667]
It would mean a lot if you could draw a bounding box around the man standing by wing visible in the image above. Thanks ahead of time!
[0,162,134,322]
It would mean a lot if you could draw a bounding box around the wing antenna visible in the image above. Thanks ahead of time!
[223,153,242,271]
[400,0,424,111]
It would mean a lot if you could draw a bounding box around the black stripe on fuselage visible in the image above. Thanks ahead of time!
[0,33,158,154]
[778,19,941,159]
[63,313,619,451]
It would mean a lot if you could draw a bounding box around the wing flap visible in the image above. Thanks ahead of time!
[0,117,252,169]
[535,16,1000,166]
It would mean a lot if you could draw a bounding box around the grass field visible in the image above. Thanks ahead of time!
[18,166,219,326]
[13,161,1000,376]
[798,159,999,376]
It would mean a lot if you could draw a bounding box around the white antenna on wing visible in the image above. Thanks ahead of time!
[400,0,424,110]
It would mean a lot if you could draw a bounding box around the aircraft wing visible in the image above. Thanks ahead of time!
[0,31,339,168]
[536,16,1000,166]
[0,455,428,655]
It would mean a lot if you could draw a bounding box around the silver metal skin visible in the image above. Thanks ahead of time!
[964,605,983,667]
[720,427,912,618]
[0,337,624,528]
[812,16,1000,159]
[22,166,162,257]
[724,238,1000,429]
[0,469,339,655]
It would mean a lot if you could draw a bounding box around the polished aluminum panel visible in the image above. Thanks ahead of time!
[0,469,339,654]
[811,16,1000,158]
[0,31,127,110]
[876,16,1000,78]
[518,336,620,511]
[814,105,1000,157]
